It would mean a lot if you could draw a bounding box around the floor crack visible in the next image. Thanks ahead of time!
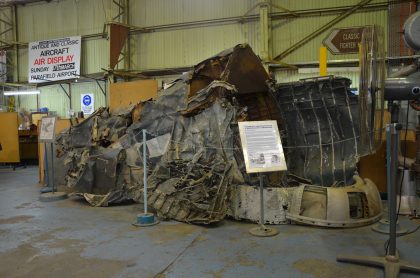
[153,231,204,277]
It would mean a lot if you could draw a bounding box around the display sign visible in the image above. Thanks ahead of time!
[28,36,81,83]
[0,50,6,82]
[238,120,287,173]
[323,27,365,54]
[39,117,56,142]
[81,93,94,115]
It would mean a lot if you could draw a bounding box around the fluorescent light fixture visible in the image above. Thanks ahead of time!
[4,90,41,96]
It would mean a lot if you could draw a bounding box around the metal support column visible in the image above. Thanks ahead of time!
[259,0,270,62]
[12,5,18,83]
[132,129,159,227]
[0,6,17,82]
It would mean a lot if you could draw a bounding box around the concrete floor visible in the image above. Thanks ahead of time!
[1,166,420,278]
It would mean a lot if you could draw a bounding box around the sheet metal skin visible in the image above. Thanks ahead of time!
[228,185,293,224]
[125,83,242,224]
[287,176,383,227]
[270,76,362,186]
[54,106,132,197]
[53,76,250,223]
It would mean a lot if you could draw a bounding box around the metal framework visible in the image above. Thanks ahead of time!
[273,0,373,61]
[107,0,130,71]
[0,5,18,82]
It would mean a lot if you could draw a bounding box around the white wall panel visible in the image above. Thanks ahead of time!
[81,39,108,75]
[38,85,70,117]
[17,0,113,41]
[17,94,37,112]
[70,81,107,114]
[17,81,107,118]
[131,21,259,70]
[130,0,257,27]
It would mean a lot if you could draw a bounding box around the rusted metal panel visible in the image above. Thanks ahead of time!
[109,23,129,70]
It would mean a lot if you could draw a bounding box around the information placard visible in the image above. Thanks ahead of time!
[81,93,94,115]
[28,36,81,83]
[39,117,56,142]
[238,120,287,173]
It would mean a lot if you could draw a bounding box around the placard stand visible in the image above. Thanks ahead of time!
[249,173,278,237]
[237,121,286,238]
[39,117,67,202]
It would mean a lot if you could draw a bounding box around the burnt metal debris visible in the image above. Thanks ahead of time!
[270,76,363,186]
[53,44,383,226]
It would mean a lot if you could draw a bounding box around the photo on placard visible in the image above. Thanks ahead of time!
[39,117,56,142]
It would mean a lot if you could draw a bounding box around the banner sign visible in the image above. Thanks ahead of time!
[238,120,287,173]
[81,93,94,115]
[0,50,6,83]
[28,36,81,83]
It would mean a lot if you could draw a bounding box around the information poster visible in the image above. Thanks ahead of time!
[0,50,6,82]
[39,117,56,142]
[28,36,81,83]
[81,93,94,115]
[238,120,287,173]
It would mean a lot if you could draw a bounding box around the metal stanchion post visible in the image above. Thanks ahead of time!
[249,174,278,237]
[259,173,264,228]
[51,142,55,194]
[133,129,159,227]
[143,129,148,215]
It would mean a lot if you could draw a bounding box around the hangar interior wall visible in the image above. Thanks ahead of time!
[0,0,389,117]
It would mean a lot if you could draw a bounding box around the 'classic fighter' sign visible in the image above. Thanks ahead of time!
[28,36,81,83]
[323,27,365,54]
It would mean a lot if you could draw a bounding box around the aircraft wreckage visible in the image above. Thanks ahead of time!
[53,44,382,227]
